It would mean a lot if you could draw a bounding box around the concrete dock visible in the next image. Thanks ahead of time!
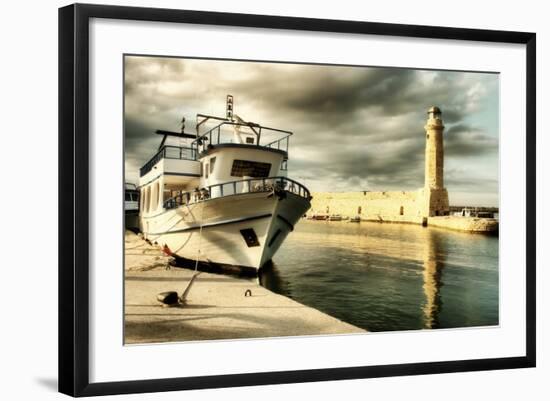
[124,231,365,344]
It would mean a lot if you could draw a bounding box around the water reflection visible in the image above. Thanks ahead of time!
[258,261,287,295]
[420,229,444,329]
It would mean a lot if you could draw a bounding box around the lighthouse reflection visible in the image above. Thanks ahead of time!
[420,229,445,329]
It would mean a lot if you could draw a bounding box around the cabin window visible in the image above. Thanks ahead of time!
[153,182,160,210]
[205,163,209,178]
[145,186,150,213]
[125,192,131,201]
[210,157,216,174]
[240,228,260,247]
[231,160,271,178]
[400,206,404,216]
[163,189,171,205]
[280,160,288,171]
[246,137,255,144]
[148,186,153,212]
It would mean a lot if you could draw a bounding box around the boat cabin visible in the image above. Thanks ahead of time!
[137,96,303,217]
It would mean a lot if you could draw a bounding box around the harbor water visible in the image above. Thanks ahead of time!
[259,219,499,332]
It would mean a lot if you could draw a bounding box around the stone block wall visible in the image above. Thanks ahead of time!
[310,190,426,224]
[428,216,498,233]
[423,188,450,217]
[308,191,496,233]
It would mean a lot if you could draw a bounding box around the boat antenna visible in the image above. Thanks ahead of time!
[226,94,234,121]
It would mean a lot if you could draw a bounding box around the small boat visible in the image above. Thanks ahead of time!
[125,183,140,214]
[349,216,361,223]
[454,208,495,218]
[125,183,140,228]
[328,214,343,221]
[476,211,495,218]
[310,213,329,220]
[137,95,311,271]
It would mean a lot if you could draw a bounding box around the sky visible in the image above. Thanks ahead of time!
[124,55,499,207]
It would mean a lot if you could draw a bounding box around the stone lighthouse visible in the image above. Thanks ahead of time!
[422,106,449,217]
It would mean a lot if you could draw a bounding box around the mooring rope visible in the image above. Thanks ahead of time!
[178,199,205,304]
[142,213,185,243]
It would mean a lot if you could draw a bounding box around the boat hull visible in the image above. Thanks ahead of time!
[140,191,310,270]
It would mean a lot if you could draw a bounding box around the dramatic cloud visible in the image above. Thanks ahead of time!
[445,124,498,156]
[124,56,499,206]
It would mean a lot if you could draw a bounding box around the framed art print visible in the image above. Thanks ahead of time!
[58,3,536,397]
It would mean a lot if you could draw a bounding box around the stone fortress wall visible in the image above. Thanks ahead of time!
[310,190,427,225]
[307,107,496,233]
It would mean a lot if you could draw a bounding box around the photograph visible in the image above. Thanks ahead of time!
[123,55,500,344]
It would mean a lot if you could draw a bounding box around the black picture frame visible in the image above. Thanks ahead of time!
[58,3,536,397]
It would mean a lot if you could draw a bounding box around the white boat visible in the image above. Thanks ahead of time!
[125,183,139,213]
[125,183,140,229]
[308,213,329,220]
[453,207,495,218]
[137,95,311,271]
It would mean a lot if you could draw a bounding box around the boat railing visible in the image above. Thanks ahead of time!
[192,121,293,154]
[264,135,290,153]
[139,145,197,177]
[163,176,311,210]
